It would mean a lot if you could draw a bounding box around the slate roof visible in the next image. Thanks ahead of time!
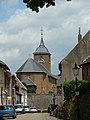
[33,38,50,54]
[16,58,46,73]
[16,78,27,91]
[22,77,36,86]
[16,58,57,80]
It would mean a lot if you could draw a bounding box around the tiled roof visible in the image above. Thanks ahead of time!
[16,58,45,73]
[16,58,57,80]
[22,77,36,86]
[16,78,27,91]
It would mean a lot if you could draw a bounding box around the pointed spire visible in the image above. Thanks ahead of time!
[40,27,44,46]
[34,27,50,54]
[79,27,80,34]
[41,27,43,40]
[78,27,82,42]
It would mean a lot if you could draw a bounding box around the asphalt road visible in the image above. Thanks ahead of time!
[6,113,58,120]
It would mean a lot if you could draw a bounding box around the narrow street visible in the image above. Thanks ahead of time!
[7,113,58,120]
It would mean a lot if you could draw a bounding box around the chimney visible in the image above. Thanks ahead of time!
[78,27,82,42]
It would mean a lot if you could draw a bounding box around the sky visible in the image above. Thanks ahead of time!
[0,0,90,75]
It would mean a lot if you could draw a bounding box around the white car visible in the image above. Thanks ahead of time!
[30,107,38,113]
[14,104,25,113]
[23,105,30,112]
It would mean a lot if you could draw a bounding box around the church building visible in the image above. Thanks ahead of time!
[16,28,57,94]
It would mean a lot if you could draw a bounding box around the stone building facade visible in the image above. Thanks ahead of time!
[59,29,90,83]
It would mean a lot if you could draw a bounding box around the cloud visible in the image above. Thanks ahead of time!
[0,48,20,61]
[0,0,90,74]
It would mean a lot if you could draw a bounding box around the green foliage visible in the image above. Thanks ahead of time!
[27,87,36,93]
[60,100,75,120]
[63,80,76,101]
[59,80,90,120]
[63,80,90,101]
[48,90,53,94]
[23,0,55,13]
[22,82,36,93]
[23,0,72,13]
[79,80,90,94]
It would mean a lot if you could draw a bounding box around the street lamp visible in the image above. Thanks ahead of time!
[73,63,80,120]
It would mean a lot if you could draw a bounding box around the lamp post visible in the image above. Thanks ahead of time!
[73,63,80,120]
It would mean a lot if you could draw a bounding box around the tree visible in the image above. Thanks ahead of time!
[23,0,71,13]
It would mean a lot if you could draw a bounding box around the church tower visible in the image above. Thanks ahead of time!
[33,28,51,72]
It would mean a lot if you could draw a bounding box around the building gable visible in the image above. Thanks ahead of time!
[59,30,90,82]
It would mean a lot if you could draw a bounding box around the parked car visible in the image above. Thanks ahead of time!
[0,104,16,119]
[30,107,38,113]
[23,105,30,113]
[14,104,25,113]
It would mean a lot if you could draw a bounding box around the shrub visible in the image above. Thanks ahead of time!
[63,80,76,101]
[79,80,90,94]
[27,87,36,93]
[60,80,90,120]
[63,80,90,101]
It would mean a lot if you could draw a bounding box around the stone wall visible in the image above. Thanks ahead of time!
[27,94,62,109]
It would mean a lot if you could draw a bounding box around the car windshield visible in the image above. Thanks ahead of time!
[15,105,23,108]
[5,105,13,110]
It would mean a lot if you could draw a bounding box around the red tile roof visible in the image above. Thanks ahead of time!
[16,78,27,91]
